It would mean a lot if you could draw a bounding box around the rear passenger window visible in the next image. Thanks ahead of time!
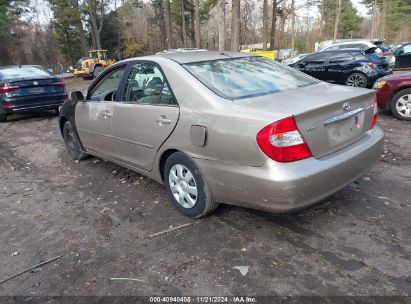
[329,53,355,63]
[123,63,176,105]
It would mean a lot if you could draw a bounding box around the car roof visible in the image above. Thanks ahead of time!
[0,65,43,70]
[155,50,256,64]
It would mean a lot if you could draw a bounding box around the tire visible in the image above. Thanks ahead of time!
[164,152,218,218]
[93,67,103,79]
[0,114,7,123]
[62,121,88,161]
[390,88,411,121]
[346,73,368,88]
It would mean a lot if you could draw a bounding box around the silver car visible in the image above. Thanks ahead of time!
[59,50,384,218]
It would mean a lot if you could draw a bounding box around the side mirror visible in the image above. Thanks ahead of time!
[71,91,85,102]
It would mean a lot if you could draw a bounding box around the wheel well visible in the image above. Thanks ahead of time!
[59,116,68,135]
[159,149,179,181]
[389,86,411,104]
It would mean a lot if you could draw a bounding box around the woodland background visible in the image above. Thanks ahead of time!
[0,0,410,70]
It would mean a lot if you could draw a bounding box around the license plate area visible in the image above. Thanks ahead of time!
[325,110,365,147]
[28,87,45,94]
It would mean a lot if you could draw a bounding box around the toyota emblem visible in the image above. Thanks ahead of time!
[342,102,351,112]
[33,81,38,86]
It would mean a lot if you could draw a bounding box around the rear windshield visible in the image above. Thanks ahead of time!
[183,56,318,99]
[0,66,51,81]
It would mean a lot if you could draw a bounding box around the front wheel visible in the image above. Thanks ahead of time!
[164,152,218,218]
[346,73,368,88]
[63,121,88,161]
[390,88,411,121]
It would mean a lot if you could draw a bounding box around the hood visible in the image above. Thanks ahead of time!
[379,72,411,82]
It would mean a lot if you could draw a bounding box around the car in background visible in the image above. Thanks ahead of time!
[282,53,311,65]
[59,50,383,218]
[373,72,411,120]
[0,65,68,122]
[289,49,392,88]
[394,42,411,69]
[371,40,395,67]
[321,40,382,54]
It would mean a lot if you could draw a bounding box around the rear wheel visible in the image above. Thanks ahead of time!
[164,152,218,218]
[63,121,88,161]
[93,67,103,78]
[390,88,411,121]
[0,114,7,123]
[346,73,368,88]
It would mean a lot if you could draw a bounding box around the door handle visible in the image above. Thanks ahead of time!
[103,111,112,119]
[156,115,171,126]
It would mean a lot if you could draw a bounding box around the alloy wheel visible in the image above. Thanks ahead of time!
[395,94,411,118]
[347,74,366,88]
[168,164,198,209]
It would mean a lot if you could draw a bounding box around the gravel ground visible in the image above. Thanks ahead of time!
[0,77,410,298]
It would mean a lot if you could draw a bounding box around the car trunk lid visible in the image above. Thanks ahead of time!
[235,82,375,159]
[3,77,64,97]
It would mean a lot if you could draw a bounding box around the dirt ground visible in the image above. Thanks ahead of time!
[0,77,410,298]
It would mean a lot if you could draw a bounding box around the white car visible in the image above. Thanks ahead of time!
[321,41,382,54]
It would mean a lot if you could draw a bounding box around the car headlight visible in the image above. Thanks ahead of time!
[373,80,386,89]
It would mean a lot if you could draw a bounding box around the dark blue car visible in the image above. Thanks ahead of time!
[0,65,68,122]
[289,50,392,88]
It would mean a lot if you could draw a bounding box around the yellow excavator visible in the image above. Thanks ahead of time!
[73,50,115,79]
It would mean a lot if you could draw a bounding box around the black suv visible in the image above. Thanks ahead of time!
[289,50,392,88]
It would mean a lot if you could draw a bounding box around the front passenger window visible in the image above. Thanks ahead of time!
[90,68,125,101]
[123,63,176,105]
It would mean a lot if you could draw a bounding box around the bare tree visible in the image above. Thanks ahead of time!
[87,0,105,50]
[194,0,201,48]
[333,0,342,42]
[218,0,226,51]
[290,0,295,51]
[231,0,240,51]
[262,0,268,51]
[181,0,187,48]
[164,0,173,49]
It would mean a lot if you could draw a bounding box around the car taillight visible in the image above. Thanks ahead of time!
[53,81,65,88]
[0,85,19,94]
[367,63,377,69]
[370,94,378,128]
[256,116,312,163]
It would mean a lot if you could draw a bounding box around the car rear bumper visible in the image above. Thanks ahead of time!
[0,96,65,115]
[194,126,384,213]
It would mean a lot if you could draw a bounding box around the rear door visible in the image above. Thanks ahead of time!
[111,61,179,171]
[297,52,330,81]
[75,66,126,157]
[326,52,357,84]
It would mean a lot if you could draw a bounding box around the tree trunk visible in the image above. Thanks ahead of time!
[73,0,89,55]
[164,0,173,49]
[218,0,225,51]
[262,0,268,51]
[88,0,103,50]
[231,0,240,51]
[181,0,187,48]
[333,0,341,43]
[381,0,386,40]
[194,0,201,48]
[290,0,295,52]
[269,0,277,51]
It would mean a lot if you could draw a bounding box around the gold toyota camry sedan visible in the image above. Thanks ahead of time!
[59,50,384,218]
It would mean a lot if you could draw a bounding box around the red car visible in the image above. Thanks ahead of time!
[374,72,411,120]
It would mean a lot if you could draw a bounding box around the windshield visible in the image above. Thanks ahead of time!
[0,66,52,81]
[183,56,318,99]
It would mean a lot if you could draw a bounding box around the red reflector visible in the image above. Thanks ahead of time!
[0,86,19,94]
[1,103,16,108]
[371,94,378,128]
[367,63,377,69]
[256,116,313,163]
[53,81,65,87]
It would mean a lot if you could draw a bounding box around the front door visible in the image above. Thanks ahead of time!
[396,44,411,69]
[298,52,330,81]
[75,67,126,157]
[111,62,179,171]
